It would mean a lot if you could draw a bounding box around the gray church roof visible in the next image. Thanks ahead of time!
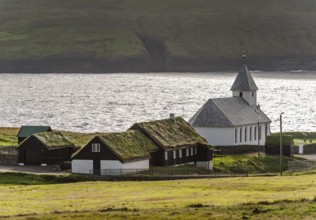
[230,63,258,91]
[189,97,271,127]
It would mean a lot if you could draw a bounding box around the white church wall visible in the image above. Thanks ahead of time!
[194,127,235,146]
[195,124,268,146]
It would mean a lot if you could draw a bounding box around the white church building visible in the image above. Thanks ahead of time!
[189,57,271,146]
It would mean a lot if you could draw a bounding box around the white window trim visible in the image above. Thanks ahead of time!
[190,147,193,156]
[186,148,189,157]
[179,150,182,158]
[164,151,168,160]
[173,150,176,159]
[92,143,100,152]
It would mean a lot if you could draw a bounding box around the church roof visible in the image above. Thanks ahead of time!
[189,97,271,127]
[230,63,258,91]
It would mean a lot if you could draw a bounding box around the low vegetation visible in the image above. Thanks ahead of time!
[0,174,316,219]
[0,127,18,146]
[1,0,316,72]
[213,153,294,174]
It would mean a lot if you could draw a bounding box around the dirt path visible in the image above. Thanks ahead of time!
[0,165,71,175]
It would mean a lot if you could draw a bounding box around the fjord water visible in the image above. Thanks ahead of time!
[0,72,315,133]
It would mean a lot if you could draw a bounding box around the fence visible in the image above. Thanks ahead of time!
[288,160,316,171]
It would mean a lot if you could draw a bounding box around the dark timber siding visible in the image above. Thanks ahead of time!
[18,136,73,165]
[72,137,122,162]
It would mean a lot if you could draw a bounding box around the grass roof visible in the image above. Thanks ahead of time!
[266,135,293,147]
[131,117,209,149]
[99,130,158,162]
[31,132,75,149]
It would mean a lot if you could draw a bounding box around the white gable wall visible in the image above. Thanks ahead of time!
[72,160,93,174]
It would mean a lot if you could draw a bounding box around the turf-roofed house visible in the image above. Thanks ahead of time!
[129,116,213,169]
[17,132,75,166]
[71,130,158,175]
[189,56,271,147]
[17,125,52,144]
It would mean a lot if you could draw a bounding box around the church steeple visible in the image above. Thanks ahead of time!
[231,55,258,105]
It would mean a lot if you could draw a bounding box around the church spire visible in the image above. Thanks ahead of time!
[230,54,258,91]
[231,55,258,106]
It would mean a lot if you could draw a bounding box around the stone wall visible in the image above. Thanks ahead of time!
[293,144,316,154]
[0,146,18,165]
[214,145,265,155]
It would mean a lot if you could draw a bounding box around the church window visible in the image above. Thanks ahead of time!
[235,128,237,143]
[239,92,243,97]
[259,126,262,140]
[245,127,247,142]
[254,127,257,140]
[252,91,254,97]
[250,127,252,141]
[240,128,242,142]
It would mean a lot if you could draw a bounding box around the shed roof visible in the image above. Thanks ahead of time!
[17,126,52,138]
[18,131,75,150]
[189,97,271,127]
[231,63,258,91]
[130,117,210,149]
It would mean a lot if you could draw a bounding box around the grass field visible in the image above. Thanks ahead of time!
[0,0,316,72]
[0,173,316,219]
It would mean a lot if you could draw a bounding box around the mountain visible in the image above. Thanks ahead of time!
[0,0,316,73]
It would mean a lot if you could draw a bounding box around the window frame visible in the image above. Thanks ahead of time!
[92,143,101,152]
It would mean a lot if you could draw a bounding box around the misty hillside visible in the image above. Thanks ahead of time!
[0,0,316,72]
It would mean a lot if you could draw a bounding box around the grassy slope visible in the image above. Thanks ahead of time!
[0,0,316,71]
[0,174,316,219]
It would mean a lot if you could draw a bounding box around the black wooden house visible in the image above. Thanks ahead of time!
[17,131,75,166]
[129,117,213,169]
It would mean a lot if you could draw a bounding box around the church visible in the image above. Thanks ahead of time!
[189,56,271,146]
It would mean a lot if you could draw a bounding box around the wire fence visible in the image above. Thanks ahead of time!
[288,160,316,171]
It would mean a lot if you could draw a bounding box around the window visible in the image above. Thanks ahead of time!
[164,152,168,160]
[190,148,194,156]
[186,148,189,157]
[235,128,237,143]
[250,127,252,141]
[245,127,247,142]
[173,150,176,159]
[179,150,182,158]
[252,91,254,97]
[254,126,257,140]
[92,143,100,152]
[239,92,243,97]
[195,147,197,155]
[259,126,262,140]
[240,128,242,143]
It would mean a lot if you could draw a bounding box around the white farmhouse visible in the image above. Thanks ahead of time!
[189,58,271,146]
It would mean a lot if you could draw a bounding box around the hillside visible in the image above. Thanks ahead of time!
[0,0,316,73]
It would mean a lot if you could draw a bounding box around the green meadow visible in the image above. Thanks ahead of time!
[0,173,316,219]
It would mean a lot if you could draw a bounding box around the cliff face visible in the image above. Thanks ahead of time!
[0,0,316,73]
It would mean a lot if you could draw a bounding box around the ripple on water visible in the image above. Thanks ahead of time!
[0,72,315,132]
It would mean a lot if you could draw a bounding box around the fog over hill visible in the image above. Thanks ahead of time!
[0,0,316,73]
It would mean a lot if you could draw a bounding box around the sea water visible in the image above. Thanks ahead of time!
[0,72,315,133]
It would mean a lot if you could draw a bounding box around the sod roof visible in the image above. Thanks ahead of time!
[265,135,293,147]
[130,117,210,149]
[98,130,158,162]
[19,131,75,149]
